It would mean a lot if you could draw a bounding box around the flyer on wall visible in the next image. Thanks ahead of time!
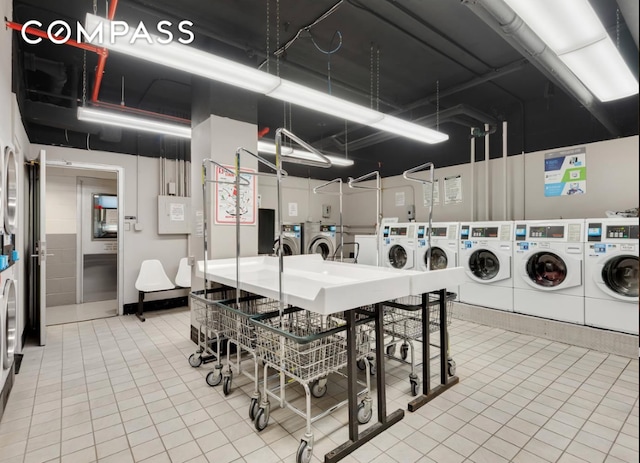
[544,147,587,197]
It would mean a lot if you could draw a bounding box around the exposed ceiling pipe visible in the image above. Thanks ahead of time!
[125,0,402,111]
[327,104,497,151]
[318,59,526,148]
[484,123,490,221]
[91,0,119,102]
[616,0,639,49]
[463,0,621,137]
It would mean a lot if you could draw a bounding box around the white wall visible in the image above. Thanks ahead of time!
[258,176,345,227]
[34,145,190,304]
[341,136,638,228]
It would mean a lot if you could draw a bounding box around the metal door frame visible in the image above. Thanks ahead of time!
[46,161,125,315]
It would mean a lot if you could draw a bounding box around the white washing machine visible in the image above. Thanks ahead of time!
[304,223,337,260]
[273,223,304,256]
[459,221,514,311]
[1,267,17,415]
[417,222,460,299]
[379,222,416,270]
[416,222,459,271]
[584,218,638,334]
[513,219,585,324]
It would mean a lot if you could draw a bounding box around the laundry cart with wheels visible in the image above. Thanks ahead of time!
[382,291,457,396]
[251,306,375,462]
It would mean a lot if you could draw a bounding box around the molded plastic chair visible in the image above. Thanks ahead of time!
[175,257,191,288]
[134,259,174,322]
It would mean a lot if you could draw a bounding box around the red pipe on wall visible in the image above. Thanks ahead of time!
[91,0,119,102]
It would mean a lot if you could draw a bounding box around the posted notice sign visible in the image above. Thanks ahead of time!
[544,147,586,197]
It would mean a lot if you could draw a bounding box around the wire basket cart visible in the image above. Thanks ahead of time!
[188,288,236,387]
[216,294,285,415]
[381,291,456,396]
[250,307,375,463]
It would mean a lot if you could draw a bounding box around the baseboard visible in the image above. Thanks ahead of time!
[453,302,638,358]
[123,296,188,316]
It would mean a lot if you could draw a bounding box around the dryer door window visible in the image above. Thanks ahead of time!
[602,255,638,297]
[389,245,408,269]
[427,247,448,270]
[526,252,567,287]
[469,250,500,280]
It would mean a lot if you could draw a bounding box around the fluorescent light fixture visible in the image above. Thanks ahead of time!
[267,80,384,126]
[504,0,638,102]
[84,14,281,94]
[372,114,450,144]
[84,14,448,145]
[257,140,354,167]
[77,106,192,138]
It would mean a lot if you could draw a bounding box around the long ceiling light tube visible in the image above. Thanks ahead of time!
[77,106,192,138]
[83,14,448,145]
[257,140,354,166]
[503,0,638,102]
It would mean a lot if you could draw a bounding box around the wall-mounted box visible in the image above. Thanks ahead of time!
[158,196,192,234]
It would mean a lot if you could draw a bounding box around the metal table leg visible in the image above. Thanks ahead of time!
[408,289,459,412]
[325,304,404,463]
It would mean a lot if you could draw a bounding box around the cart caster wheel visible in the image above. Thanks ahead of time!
[249,398,260,421]
[448,359,457,377]
[254,407,269,431]
[410,379,419,397]
[357,401,373,424]
[311,381,327,398]
[206,369,222,387]
[386,344,396,356]
[400,343,409,361]
[223,375,232,396]
[188,353,203,368]
[357,358,366,371]
[369,361,377,376]
[296,440,313,463]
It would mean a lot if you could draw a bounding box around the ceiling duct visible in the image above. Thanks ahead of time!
[24,53,68,96]
[617,0,639,49]
[464,0,621,137]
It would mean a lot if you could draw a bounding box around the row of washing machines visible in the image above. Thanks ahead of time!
[274,222,339,260]
[378,218,638,335]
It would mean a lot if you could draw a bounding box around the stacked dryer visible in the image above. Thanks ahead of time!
[1,144,19,417]
[459,221,514,311]
[379,222,416,270]
[513,219,585,324]
[584,218,638,334]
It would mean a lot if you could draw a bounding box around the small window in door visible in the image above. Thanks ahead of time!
[92,194,118,240]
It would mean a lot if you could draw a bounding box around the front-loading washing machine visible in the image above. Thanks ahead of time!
[304,223,337,260]
[1,267,17,419]
[379,222,416,270]
[584,218,638,334]
[513,219,584,324]
[459,221,514,311]
[273,223,304,256]
[416,222,459,271]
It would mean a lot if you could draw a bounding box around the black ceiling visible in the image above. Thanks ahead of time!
[11,0,639,180]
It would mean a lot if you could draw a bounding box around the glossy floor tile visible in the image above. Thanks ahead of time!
[1,306,637,463]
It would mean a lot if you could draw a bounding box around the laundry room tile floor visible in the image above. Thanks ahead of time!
[0,307,637,463]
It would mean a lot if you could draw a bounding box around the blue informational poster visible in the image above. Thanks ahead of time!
[544,147,587,197]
